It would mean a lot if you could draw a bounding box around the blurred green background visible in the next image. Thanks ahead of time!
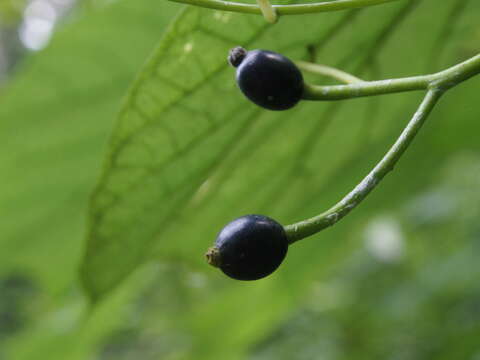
[1,0,480,359]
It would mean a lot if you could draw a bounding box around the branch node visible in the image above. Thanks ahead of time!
[257,0,278,23]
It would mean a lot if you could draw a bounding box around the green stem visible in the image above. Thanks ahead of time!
[303,74,429,100]
[429,52,480,90]
[168,0,402,16]
[302,53,480,101]
[296,61,363,84]
[285,89,443,244]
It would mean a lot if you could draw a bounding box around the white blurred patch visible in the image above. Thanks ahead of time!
[19,0,76,51]
[51,0,76,16]
[19,0,57,50]
[364,217,404,263]
[19,18,54,51]
[24,0,57,20]
[50,0,75,6]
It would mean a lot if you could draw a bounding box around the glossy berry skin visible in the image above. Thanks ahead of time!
[228,47,304,111]
[207,215,288,280]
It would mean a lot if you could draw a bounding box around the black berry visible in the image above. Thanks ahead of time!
[206,215,288,280]
[228,46,304,111]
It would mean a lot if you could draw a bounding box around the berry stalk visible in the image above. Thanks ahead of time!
[284,89,443,243]
[168,0,402,16]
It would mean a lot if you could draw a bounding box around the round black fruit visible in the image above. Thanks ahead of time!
[228,47,304,111]
[206,215,288,280]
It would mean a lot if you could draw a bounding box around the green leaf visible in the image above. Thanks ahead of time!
[0,1,182,358]
[0,0,179,316]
